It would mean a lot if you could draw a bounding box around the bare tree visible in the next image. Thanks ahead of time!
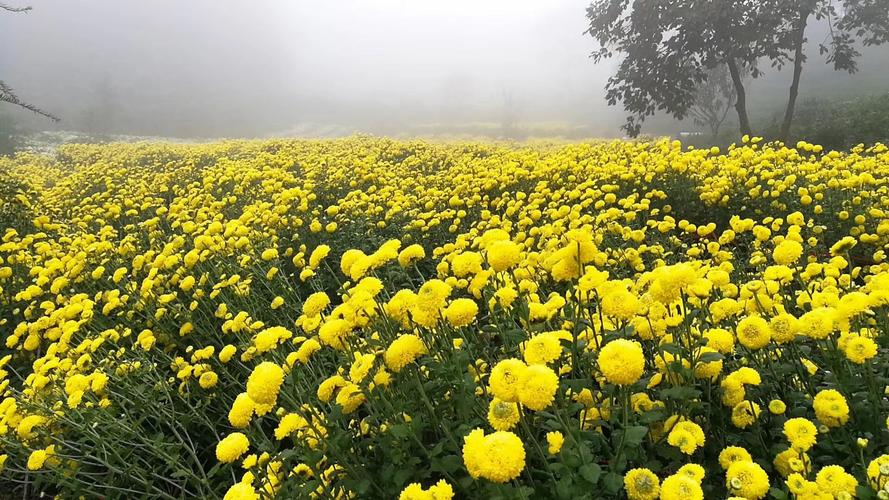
[689,65,747,140]
[1,3,60,121]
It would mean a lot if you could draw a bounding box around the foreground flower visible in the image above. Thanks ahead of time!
[624,467,660,500]
[26,445,55,471]
[246,362,285,406]
[725,461,769,500]
[814,465,857,498]
[399,479,454,500]
[735,316,771,350]
[773,238,803,265]
[462,428,526,483]
[517,364,559,411]
[223,482,258,500]
[866,454,889,490]
[677,463,705,483]
[598,339,645,386]
[216,432,250,463]
[229,392,256,428]
[784,417,818,451]
[660,473,702,500]
[384,334,427,372]
[667,421,705,455]
[718,446,753,470]
[488,398,520,431]
[813,389,850,428]
[489,358,528,402]
[546,431,564,455]
[443,298,478,327]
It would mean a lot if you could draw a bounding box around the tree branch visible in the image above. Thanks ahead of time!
[0,81,60,121]
[0,3,32,12]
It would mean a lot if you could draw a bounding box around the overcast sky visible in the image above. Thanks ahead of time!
[1,1,886,138]
[1,0,624,136]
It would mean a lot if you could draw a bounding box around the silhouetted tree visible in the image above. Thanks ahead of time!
[500,88,519,139]
[773,0,889,140]
[690,65,746,140]
[586,0,889,140]
[586,0,777,136]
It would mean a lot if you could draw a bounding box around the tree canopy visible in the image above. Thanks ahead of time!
[586,0,889,139]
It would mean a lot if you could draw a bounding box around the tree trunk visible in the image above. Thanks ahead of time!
[780,9,810,143]
[726,58,752,137]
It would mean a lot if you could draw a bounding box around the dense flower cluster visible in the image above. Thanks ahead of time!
[0,137,888,498]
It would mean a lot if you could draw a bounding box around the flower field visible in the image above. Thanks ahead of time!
[1,137,888,499]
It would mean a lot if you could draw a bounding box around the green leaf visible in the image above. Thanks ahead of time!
[659,385,701,401]
[580,463,602,484]
[355,478,372,494]
[624,425,649,446]
[602,471,624,494]
[660,343,682,355]
[769,487,789,500]
[556,477,574,499]
[431,454,461,474]
[564,450,581,468]
[389,423,411,439]
[392,467,413,487]
[855,484,876,500]
[697,351,724,362]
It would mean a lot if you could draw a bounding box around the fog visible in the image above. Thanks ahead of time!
[1,0,887,139]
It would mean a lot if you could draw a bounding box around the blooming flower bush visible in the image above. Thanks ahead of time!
[0,136,888,499]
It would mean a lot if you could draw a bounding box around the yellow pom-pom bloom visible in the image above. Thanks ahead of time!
[815,465,857,498]
[735,316,771,350]
[783,418,818,451]
[223,482,258,500]
[813,389,850,428]
[384,334,427,373]
[523,331,563,365]
[624,467,660,500]
[546,431,564,455]
[216,432,250,463]
[27,448,49,471]
[718,446,752,470]
[486,240,521,272]
[398,244,426,267]
[598,339,645,386]
[866,454,889,490]
[443,298,478,327]
[462,428,525,483]
[487,398,520,431]
[517,364,559,411]
[228,392,255,429]
[489,358,528,402]
[199,371,218,389]
[725,461,769,500]
[773,239,803,265]
[660,474,702,500]
[246,362,284,406]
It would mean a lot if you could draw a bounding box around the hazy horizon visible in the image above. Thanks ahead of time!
[2,0,887,139]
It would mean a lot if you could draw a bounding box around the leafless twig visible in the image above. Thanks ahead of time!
[0,3,32,12]
[0,81,60,121]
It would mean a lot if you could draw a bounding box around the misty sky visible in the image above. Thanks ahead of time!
[1,0,622,136]
[1,1,887,138]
